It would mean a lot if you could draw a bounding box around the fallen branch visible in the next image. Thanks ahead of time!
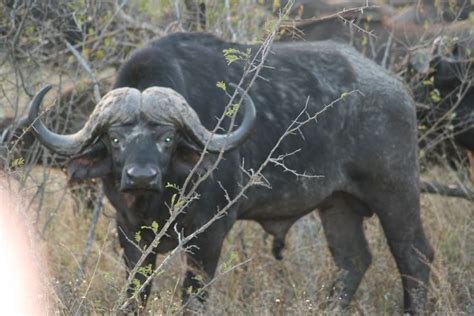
[420,180,474,201]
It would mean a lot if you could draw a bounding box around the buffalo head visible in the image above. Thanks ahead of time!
[27,85,256,192]
[409,23,474,84]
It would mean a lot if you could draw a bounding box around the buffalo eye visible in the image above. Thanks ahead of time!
[111,137,120,145]
[164,136,173,143]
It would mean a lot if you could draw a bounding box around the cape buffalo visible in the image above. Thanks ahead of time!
[27,33,433,313]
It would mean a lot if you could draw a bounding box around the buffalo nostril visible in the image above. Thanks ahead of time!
[126,166,158,181]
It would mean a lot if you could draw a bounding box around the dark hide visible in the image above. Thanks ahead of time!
[66,32,434,314]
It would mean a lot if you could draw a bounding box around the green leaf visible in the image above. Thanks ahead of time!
[170,193,185,210]
[216,81,227,91]
[138,264,153,277]
[422,77,434,86]
[25,26,35,35]
[272,0,281,11]
[95,49,105,59]
[11,157,25,168]
[430,89,441,103]
[222,48,251,65]
[132,278,141,296]
[225,103,241,117]
[151,221,159,234]
[171,193,177,207]
[192,274,204,282]
[165,182,180,191]
[135,231,142,242]
[361,34,368,47]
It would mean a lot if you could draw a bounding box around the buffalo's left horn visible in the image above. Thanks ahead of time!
[179,83,256,153]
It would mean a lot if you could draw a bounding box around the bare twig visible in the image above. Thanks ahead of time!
[64,40,101,103]
[114,1,164,35]
[280,4,379,40]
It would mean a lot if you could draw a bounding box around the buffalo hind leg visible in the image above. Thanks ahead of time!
[319,194,372,309]
[370,190,434,314]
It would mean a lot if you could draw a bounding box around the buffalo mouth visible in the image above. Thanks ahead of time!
[120,185,162,195]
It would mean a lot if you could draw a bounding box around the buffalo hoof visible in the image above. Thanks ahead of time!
[272,238,285,260]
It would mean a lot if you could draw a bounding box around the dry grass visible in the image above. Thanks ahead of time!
[21,165,471,315]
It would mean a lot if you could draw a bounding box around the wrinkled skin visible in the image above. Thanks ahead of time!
[29,33,433,314]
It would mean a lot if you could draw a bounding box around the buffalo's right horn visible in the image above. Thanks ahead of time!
[27,85,95,156]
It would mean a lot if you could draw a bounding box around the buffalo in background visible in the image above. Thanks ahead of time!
[277,0,474,178]
[262,0,472,22]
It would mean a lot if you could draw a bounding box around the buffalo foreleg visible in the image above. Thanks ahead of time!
[181,216,234,312]
[368,187,434,314]
[117,222,158,312]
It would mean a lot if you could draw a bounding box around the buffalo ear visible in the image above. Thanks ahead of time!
[67,140,112,185]
[171,139,214,175]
